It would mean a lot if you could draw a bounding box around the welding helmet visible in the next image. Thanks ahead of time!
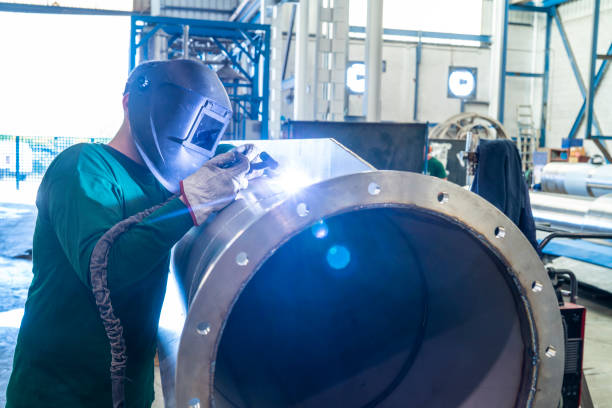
[125,59,232,193]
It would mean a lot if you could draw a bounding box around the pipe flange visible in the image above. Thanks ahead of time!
[175,171,564,408]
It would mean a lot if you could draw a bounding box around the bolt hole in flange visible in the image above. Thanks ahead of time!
[368,182,381,195]
[196,322,211,336]
[545,345,557,358]
[532,281,543,293]
[495,226,506,238]
[437,192,449,203]
[236,252,249,266]
[296,202,309,217]
[188,398,201,408]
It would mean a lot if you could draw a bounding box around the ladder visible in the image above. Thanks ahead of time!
[516,105,536,173]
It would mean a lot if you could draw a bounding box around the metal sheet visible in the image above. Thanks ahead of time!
[281,121,428,173]
[159,139,564,408]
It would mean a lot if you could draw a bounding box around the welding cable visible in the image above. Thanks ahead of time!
[90,195,177,408]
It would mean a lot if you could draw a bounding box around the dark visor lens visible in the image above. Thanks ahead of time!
[191,113,226,151]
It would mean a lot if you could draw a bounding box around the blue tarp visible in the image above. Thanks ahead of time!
[540,238,612,269]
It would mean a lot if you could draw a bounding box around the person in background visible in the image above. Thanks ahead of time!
[427,145,448,179]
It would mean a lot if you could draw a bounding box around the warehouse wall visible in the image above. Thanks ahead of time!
[277,0,610,158]
[503,11,544,142]
[542,0,612,155]
[500,0,612,154]
[349,41,491,123]
[281,37,492,124]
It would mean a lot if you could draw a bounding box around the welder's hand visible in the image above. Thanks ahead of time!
[180,145,255,225]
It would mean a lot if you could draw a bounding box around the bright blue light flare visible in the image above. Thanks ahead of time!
[311,220,329,239]
[326,245,351,270]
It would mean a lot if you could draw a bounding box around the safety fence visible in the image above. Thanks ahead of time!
[0,135,111,202]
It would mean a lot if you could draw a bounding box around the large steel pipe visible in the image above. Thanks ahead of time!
[159,140,564,408]
[530,191,612,233]
[541,162,612,197]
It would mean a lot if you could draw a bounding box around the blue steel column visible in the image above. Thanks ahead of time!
[498,0,510,123]
[540,11,552,147]
[413,32,422,121]
[552,8,586,96]
[553,6,603,138]
[568,42,612,139]
[129,16,137,71]
[261,26,270,139]
[585,0,600,139]
[15,136,20,191]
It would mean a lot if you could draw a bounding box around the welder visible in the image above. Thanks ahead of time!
[6,59,256,408]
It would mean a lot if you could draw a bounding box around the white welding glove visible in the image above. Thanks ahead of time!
[180,144,258,225]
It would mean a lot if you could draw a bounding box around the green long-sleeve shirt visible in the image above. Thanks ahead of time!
[6,143,194,408]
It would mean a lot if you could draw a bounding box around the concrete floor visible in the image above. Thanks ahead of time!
[580,295,612,408]
[0,203,611,407]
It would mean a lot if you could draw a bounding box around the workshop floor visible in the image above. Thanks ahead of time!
[0,203,611,407]
[580,296,612,408]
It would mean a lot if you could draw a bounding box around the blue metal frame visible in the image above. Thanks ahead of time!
[502,0,609,155]
[568,42,612,140]
[15,136,20,191]
[585,0,600,140]
[498,0,510,124]
[413,33,422,121]
[552,8,587,97]
[130,15,270,139]
[506,72,544,78]
[349,26,491,45]
[541,12,552,147]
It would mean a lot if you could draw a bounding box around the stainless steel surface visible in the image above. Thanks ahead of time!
[530,191,612,233]
[541,163,612,197]
[159,139,564,408]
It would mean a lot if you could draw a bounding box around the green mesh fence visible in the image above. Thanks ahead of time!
[0,136,111,195]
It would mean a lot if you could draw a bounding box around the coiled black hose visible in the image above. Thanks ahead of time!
[90,196,176,408]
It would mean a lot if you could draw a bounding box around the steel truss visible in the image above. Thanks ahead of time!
[130,15,270,140]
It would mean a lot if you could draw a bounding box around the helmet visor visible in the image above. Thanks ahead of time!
[184,102,231,155]
[134,82,233,192]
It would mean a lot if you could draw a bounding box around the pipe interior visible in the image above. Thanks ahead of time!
[214,208,527,407]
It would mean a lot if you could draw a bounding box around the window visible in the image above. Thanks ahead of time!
[349,0,484,46]
[0,12,130,138]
